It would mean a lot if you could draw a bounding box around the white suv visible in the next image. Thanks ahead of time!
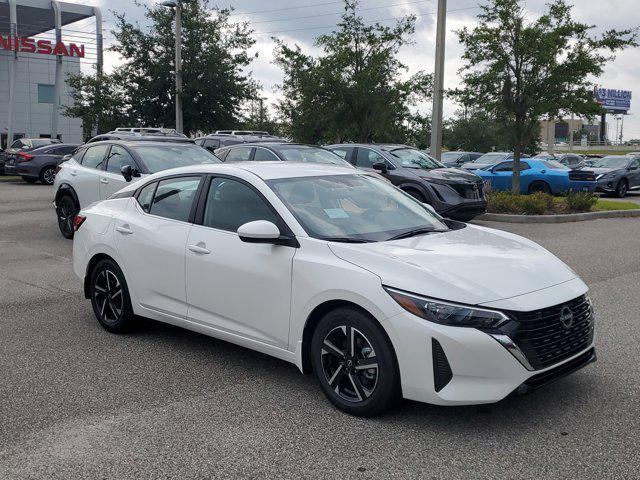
[53,140,219,238]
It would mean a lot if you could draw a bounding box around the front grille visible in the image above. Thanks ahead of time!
[509,295,594,370]
[569,171,596,182]
[450,182,483,200]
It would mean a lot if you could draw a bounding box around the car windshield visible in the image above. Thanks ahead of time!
[133,145,220,173]
[535,153,555,160]
[441,152,463,163]
[268,174,449,242]
[541,160,569,170]
[388,148,443,169]
[272,145,351,166]
[474,153,509,165]
[590,156,629,169]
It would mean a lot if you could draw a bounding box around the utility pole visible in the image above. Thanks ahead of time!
[569,112,574,151]
[429,0,447,160]
[620,115,624,145]
[162,0,185,134]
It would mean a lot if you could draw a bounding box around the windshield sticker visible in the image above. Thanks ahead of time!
[324,208,349,219]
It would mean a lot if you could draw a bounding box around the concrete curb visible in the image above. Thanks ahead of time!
[477,209,640,223]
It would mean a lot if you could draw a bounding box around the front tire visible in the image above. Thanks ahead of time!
[89,259,135,333]
[311,307,400,416]
[56,194,77,239]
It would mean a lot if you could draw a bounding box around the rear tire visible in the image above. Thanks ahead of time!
[528,181,551,195]
[39,166,56,185]
[89,259,135,333]
[56,194,78,239]
[615,179,628,198]
[311,307,400,417]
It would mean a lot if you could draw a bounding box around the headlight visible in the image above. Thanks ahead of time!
[384,287,510,328]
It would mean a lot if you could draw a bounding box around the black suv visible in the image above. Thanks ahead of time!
[326,144,487,221]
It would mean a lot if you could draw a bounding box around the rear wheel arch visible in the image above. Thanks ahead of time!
[55,183,80,209]
[528,180,552,194]
[300,300,399,378]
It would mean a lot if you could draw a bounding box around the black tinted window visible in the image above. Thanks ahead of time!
[203,178,279,232]
[253,148,279,161]
[106,146,138,173]
[204,139,220,149]
[331,147,353,161]
[137,182,157,213]
[149,177,201,222]
[356,148,386,168]
[81,145,109,169]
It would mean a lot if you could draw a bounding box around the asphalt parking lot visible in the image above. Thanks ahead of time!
[1,180,639,479]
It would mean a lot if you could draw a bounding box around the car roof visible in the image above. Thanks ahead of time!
[81,140,198,148]
[219,142,306,148]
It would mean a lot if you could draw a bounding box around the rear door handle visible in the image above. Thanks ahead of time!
[116,225,133,235]
[70,170,78,176]
[188,243,211,255]
[100,178,109,184]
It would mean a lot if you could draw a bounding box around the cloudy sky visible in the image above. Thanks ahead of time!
[74,0,640,140]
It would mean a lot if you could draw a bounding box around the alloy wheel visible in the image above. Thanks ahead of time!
[321,326,379,402]
[42,167,56,185]
[93,269,124,325]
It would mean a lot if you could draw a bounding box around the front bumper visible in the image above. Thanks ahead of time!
[383,285,595,406]
[595,179,619,193]
[427,182,487,220]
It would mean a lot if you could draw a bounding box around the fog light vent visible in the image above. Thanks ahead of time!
[432,338,453,392]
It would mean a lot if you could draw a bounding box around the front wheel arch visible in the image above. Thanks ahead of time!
[301,300,399,380]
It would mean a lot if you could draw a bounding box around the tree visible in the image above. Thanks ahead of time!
[274,0,431,144]
[455,0,637,193]
[63,71,129,139]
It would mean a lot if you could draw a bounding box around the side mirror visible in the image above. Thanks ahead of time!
[372,162,388,174]
[237,220,282,243]
[121,164,141,182]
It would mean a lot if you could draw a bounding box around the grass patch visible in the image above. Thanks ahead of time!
[487,191,639,215]
[0,175,21,182]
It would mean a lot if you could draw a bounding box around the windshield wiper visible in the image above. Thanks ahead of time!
[387,227,443,241]
[320,236,373,243]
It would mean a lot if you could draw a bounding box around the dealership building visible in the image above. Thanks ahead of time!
[0,0,102,148]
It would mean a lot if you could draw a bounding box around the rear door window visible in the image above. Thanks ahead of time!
[81,145,109,169]
[355,148,386,168]
[253,147,279,161]
[148,176,201,222]
[225,147,253,162]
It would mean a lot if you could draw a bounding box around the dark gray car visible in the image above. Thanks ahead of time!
[1,138,62,176]
[5,143,79,185]
[215,142,352,167]
[326,143,487,221]
[584,155,640,197]
[440,151,484,168]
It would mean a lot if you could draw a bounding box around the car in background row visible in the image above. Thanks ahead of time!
[195,134,288,154]
[215,142,352,167]
[327,143,486,221]
[87,132,192,143]
[462,152,527,170]
[474,159,596,194]
[440,151,484,168]
[72,161,596,416]
[584,155,640,197]
[534,153,585,169]
[53,140,219,238]
[4,143,79,185]
[114,127,181,134]
[1,138,62,175]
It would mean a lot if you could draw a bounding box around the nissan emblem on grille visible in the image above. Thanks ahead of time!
[560,306,574,330]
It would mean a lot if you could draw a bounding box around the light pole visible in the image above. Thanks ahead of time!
[429,0,447,160]
[161,0,185,134]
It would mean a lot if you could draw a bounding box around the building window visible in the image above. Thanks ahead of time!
[38,84,55,104]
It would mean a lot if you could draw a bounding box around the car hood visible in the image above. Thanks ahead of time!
[328,224,577,306]
[415,167,480,183]
[584,167,620,175]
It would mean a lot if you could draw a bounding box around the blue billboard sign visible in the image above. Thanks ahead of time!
[594,87,632,113]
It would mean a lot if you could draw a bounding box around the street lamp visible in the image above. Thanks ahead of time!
[161,0,185,134]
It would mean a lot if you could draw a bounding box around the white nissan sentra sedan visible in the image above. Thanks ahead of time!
[72,162,596,416]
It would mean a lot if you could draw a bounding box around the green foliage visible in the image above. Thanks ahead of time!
[564,191,598,212]
[65,0,257,135]
[63,71,129,138]
[274,0,432,144]
[454,0,637,192]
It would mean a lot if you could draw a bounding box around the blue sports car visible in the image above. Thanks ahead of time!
[474,159,597,194]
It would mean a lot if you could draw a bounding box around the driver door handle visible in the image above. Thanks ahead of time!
[188,243,211,255]
[116,225,133,235]
[100,178,109,184]
[70,170,78,176]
